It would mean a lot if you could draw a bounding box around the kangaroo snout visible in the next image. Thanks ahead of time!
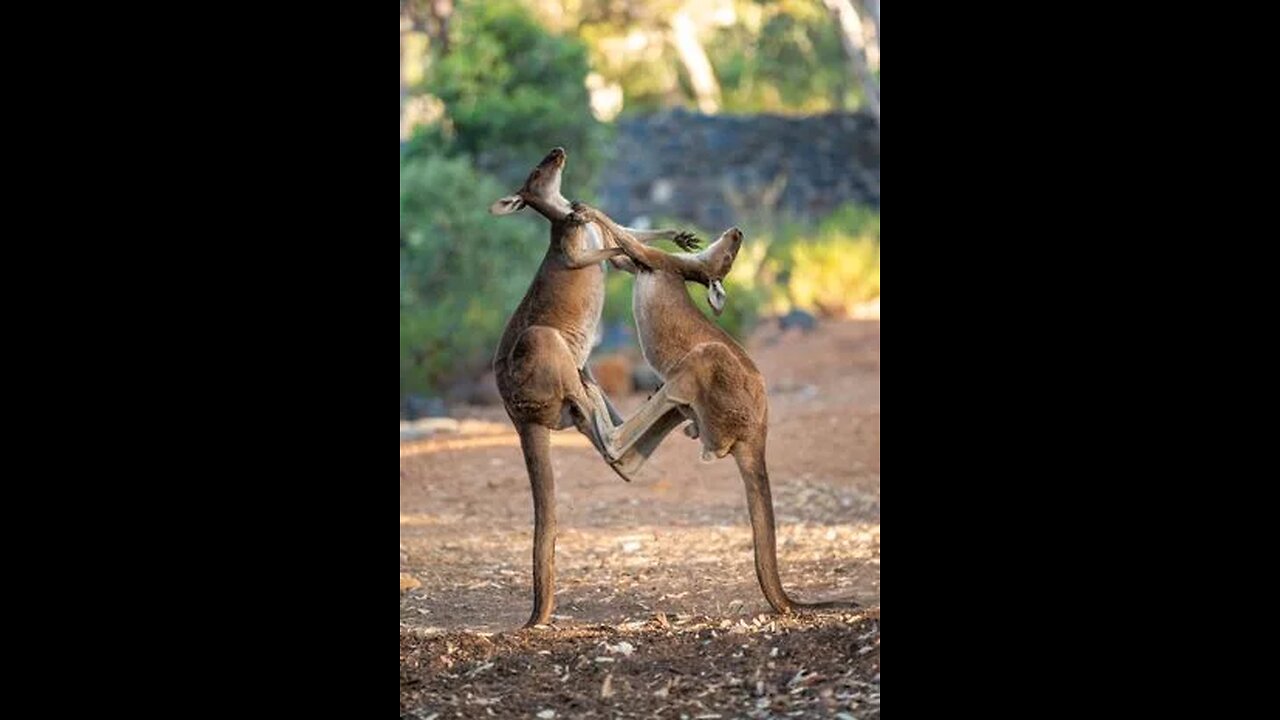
[541,147,567,167]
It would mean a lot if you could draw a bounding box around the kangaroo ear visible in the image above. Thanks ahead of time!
[489,195,525,216]
[707,279,727,316]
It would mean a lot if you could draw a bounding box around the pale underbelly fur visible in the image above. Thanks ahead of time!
[567,222,607,368]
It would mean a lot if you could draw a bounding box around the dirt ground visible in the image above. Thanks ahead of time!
[400,319,880,718]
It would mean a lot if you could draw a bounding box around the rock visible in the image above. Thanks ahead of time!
[779,309,818,333]
[443,372,502,407]
[597,111,879,230]
[402,395,446,420]
[595,321,633,353]
[591,354,633,397]
[400,417,461,442]
[468,372,502,406]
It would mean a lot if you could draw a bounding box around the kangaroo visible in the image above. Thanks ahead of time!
[572,202,857,615]
[489,147,698,627]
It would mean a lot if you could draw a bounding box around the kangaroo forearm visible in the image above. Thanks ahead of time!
[623,227,678,245]
[608,255,640,274]
[604,222,654,265]
[610,223,698,278]
[564,246,625,269]
[577,205,666,270]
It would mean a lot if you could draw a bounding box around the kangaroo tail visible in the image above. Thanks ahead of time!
[732,442,859,613]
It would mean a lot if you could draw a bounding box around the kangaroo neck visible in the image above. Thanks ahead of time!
[524,192,574,222]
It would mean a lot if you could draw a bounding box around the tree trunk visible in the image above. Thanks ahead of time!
[823,0,879,123]
[428,0,453,55]
[859,0,879,73]
[400,16,410,140]
[670,10,722,114]
[863,0,880,42]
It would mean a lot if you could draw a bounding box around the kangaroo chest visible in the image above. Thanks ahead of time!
[503,224,607,369]
[583,222,604,251]
[632,272,704,377]
[556,223,606,365]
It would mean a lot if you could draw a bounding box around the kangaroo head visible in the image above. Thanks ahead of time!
[697,227,744,316]
[490,147,569,216]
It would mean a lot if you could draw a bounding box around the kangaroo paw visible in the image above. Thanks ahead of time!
[673,231,700,251]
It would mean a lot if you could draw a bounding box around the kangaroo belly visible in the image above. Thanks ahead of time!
[549,267,604,367]
[632,273,719,377]
[497,326,583,428]
[500,246,606,372]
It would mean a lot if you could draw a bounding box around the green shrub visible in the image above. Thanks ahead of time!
[720,204,880,319]
[406,0,606,193]
[761,204,880,317]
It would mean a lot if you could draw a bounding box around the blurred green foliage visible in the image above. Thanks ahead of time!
[753,205,881,317]
[404,0,605,190]
[571,0,866,115]
[708,2,855,113]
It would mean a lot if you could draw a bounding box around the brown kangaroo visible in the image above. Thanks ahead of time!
[489,148,698,627]
[573,202,857,615]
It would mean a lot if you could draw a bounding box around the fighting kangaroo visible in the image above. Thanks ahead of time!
[489,147,698,627]
[573,202,856,614]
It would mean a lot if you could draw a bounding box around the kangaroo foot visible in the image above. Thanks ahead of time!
[672,231,700,251]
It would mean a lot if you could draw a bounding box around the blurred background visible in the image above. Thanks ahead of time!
[399,0,880,417]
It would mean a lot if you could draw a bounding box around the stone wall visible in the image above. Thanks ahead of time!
[596,109,880,231]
